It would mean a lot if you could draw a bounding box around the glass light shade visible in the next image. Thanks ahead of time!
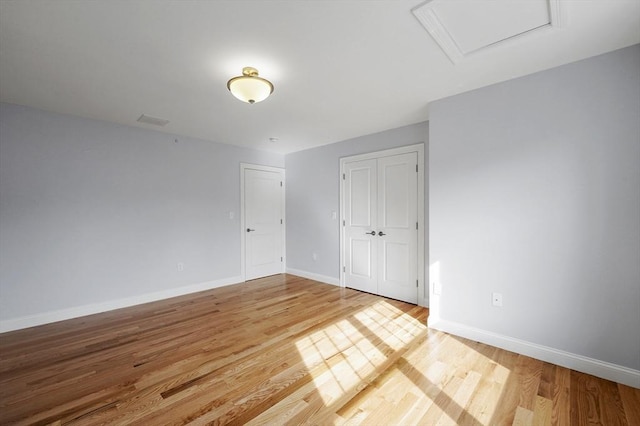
[227,68,274,104]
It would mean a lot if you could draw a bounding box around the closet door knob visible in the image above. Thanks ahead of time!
[246,228,256,232]
[365,231,376,235]
[378,231,386,236]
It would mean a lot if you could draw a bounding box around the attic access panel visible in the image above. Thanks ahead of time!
[413,0,565,63]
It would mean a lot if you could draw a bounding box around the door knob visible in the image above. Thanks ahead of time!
[246,228,256,232]
[378,231,386,236]
[365,231,376,235]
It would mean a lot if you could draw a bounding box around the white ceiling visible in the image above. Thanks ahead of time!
[1,0,638,154]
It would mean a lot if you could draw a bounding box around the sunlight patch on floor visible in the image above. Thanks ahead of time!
[248,297,521,425]
[293,300,426,406]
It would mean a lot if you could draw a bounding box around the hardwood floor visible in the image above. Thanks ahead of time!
[0,274,638,425]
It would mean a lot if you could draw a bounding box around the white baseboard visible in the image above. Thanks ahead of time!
[428,317,640,389]
[0,275,243,333]
[286,268,340,286]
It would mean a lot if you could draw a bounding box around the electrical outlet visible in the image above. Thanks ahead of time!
[312,252,318,261]
[492,292,503,307]
[177,262,184,272]
[433,282,442,295]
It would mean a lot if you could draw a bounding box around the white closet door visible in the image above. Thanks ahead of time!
[343,159,378,294]
[343,152,418,304]
[377,152,418,303]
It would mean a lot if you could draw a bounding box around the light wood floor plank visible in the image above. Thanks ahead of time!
[618,384,640,426]
[0,274,636,425]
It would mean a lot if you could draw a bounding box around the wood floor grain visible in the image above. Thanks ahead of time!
[0,274,637,425]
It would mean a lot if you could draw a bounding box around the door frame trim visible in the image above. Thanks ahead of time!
[240,163,286,282]
[339,144,426,306]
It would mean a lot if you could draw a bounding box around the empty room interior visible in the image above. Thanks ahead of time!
[0,1,639,425]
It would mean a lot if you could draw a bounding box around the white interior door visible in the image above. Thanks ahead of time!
[377,153,418,303]
[343,159,378,294]
[243,166,284,280]
[343,152,418,304]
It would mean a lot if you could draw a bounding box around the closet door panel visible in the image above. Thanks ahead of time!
[343,159,378,294]
[377,152,418,303]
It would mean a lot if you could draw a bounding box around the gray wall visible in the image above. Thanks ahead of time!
[285,122,428,281]
[429,45,640,370]
[0,103,283,321]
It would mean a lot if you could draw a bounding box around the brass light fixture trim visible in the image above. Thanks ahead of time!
[227,67,274,104]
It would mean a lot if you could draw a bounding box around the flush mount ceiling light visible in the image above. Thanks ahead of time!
[227,67,274,104]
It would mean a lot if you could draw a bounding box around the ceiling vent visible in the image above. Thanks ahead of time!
[137,114,170,127]
[413,0,565,64]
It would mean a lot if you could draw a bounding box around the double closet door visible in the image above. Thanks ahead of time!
[342,151,418,304]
